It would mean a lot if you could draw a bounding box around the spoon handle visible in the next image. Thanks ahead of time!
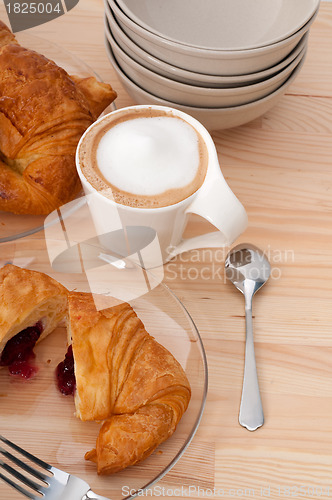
[239,299,264,431]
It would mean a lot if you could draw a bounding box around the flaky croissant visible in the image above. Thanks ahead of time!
[0,21,117,215]
[67,292,191,474]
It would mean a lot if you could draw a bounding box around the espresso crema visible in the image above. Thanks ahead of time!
[78,108,208,208]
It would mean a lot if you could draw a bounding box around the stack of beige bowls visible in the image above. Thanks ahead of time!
[104,0,320,130]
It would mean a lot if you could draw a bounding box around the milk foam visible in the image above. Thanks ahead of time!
[96,116,200,196]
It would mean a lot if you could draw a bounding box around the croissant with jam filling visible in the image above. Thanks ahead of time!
[0,21,117,215]
[0,264,68,376]
[66,292,191,475]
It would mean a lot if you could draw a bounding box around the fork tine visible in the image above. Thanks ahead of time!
[0,447,49,482]
[0,459,42,492]
[0,435,52,471]
[0,471,38,499]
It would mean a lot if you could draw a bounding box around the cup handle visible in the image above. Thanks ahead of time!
[168,159,248,259]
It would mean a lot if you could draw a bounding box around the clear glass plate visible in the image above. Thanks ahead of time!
[0,33,115,244]
[0,238,208,500]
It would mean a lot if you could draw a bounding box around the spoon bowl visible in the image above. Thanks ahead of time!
[225,244,271,295]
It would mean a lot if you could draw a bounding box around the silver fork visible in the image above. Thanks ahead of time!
[0,436,111,500]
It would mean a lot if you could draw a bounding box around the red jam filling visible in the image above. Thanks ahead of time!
[56,345,76,396]
[0,321,43,379]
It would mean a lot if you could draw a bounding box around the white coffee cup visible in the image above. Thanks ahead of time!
[75,105,247,268]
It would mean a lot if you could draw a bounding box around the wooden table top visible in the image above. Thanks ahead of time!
[1,1,332,499]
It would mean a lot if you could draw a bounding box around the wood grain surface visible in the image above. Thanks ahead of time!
[1,1,332,499]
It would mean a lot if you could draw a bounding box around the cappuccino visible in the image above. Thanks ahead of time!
[78,108,208,208]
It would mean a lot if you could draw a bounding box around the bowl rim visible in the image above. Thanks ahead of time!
[104,33,306,113]
[105,5,309,84]
[106,0,318,58]
[116,0,320,52]
[105,22,306,98]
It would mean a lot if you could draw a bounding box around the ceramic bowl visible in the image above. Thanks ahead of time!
[104,38,306,131]
[116,0,319,51]
[105,25,306,109]
[105,5,309,88]
[106,0,317,75]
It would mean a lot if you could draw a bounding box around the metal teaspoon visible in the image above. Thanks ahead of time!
[225,243,271,431]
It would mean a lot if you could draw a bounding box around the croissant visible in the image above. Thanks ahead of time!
[66,292,191,474]
[0,21,117,215]
[0,264,68,377]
